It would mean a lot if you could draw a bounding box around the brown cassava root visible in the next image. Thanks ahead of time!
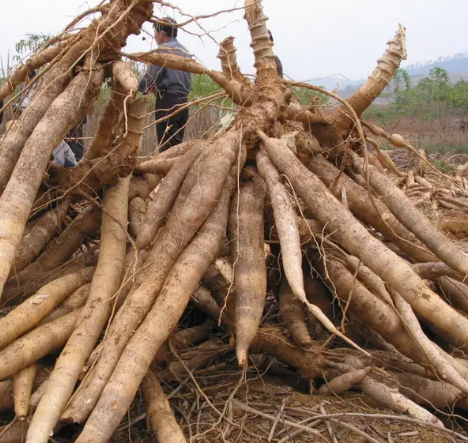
[0,310,81,380]
[229,167,267,366]
[0,1,467,442]
[13,364,38,419]
[0,67,104,297]
[27,177,130,443]
[0,267,94,350]
[261,133,468,350]
[12,196,72,276]
[62,133,240,425]
[142,371,187,443]
[75,154,241,443]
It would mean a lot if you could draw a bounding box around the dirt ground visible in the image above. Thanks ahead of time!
[108,372,463,443]
[100,355,468,443]
[3,365,464,443]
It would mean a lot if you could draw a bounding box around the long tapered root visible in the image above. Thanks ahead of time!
[0,1,467,442]
[142,371,187,443]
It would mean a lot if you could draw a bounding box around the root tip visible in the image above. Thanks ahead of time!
[236,348,248,367]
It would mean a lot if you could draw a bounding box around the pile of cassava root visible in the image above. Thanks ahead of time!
[1,1,468,442]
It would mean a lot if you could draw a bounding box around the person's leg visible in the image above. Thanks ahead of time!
[68,142,84,161]
[67,122,85,161]
[155,96,188,152]
[64,158,76,168]
[156,119,171,152]
[165,106,189,148]
[154,97,172,153]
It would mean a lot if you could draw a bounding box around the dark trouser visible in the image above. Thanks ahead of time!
[155,93,189,153]
[68,140,84,161]
[64,158,76,168]
[67,117,87,161]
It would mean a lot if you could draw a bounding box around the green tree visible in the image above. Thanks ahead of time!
[389,67,452,122]
[188,74,222,100]
[449,80,468,115]
[0,33,51,88]
[392,68,411,93]
[13,33,50,63]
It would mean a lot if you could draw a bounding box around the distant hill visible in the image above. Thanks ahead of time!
[308,76,363,90]
[403,53,468,77]
[309,52,468,96]
[310,53,468,103]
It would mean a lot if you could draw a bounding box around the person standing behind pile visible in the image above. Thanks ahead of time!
[66,117,87,162]
[268,31,283,77]
[254,31,283,85]
[52,140,77,168]
[139,17,192,152]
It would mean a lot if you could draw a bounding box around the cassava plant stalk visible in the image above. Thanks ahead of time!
[84,80,128,160]
[331,25,406,131]
[112,60,138,93]
[0,43,66,102]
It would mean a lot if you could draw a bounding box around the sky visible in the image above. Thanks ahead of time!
[0,0,467,84]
